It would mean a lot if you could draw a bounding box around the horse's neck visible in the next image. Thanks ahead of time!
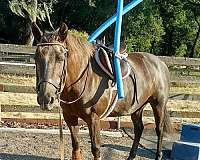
[66,52,90,88]
[65,35,94,90]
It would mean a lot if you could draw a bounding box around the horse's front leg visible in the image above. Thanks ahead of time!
[63,114,82,160]
[86,112,101,160]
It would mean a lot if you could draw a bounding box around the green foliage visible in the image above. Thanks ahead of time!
[69,29,89,40]
[125,0,164,54]
[9,0,57,25]
[157,0,200,57]
[194,40,200,58]
[53,0,115,33]
[0,0,199,56]
[9,0,37,21]
[175,44,187,56]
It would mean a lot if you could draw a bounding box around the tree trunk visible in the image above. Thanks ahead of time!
[21,13,34,46]
[21,0,37,46]
[188,13,200,58]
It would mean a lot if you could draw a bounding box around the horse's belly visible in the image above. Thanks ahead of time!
[107,99,142,117]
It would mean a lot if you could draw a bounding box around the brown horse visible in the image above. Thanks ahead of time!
[32,22,172,160]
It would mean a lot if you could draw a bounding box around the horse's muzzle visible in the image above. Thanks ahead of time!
[37,95,55,110]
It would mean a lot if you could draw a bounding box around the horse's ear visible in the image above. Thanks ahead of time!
[32,22,43,42]
[121,41,127,50]
[58,22,68,42]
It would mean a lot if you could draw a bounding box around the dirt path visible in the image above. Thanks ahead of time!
[0,128,178,160]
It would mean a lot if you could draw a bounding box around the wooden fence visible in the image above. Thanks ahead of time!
[160,56,200,84]
[0,43,200,129]
[1,43,200,84]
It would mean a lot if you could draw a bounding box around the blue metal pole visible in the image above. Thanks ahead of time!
[114,0,124,99]
[88,0,143,43]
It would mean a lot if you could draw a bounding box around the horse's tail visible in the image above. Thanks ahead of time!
[163,109,173,134]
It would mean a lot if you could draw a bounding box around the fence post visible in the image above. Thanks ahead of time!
[117,116,121,130]
[0,104,1,122]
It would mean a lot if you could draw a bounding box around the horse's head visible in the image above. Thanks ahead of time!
[32,22,68,110]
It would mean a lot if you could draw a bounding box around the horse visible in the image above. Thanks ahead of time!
[32,22,172,160]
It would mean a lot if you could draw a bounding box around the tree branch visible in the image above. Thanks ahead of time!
[187,0,200,6]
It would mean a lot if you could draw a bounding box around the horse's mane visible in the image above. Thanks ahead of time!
[41,29,95,58]
[66,32,95,57]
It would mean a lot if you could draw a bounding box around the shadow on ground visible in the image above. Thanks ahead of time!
[102,144,171,160]
[0,153,57,160]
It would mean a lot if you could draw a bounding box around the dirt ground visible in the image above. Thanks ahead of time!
[0,74,195,160]
[0,128,178,160]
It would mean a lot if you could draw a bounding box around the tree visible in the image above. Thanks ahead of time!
[184,0,200,57]
[1,0,199,57]
[156,0,200,57]
[0,0,20,43]
[156,0,184,56]
[124,0,165,54]
[9,0,56,45]
[54,0,115,35]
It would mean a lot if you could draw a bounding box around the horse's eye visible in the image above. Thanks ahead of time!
[56,56,65,62]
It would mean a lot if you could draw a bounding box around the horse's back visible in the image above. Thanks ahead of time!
[128,52,170,100]
[128,52,169,83]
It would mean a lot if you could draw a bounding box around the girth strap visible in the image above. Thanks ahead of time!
[100,83,118,119]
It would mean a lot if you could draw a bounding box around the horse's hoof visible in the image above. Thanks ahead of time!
[72,149,82,160]
[94,157,101,160]
[127,155,136,160]
[155,152,162,160]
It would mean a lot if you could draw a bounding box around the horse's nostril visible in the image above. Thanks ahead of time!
[50,97,54,104]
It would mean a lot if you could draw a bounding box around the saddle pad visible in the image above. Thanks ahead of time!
[95,47,130,80]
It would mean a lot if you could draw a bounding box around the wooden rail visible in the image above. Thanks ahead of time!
[1,44,200,83]
[159,56,200,67]
[0,44,200,129]
[1,107,200,129]
[1,43,200,65]
[1,83,200,100]
[0,62,35,75]
[1,61,200,84]
[0,43,36,55]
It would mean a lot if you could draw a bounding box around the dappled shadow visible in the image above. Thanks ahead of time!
[169,93,200,100]
[102,143,130,152]
[0,153,58,160]
[102,144,171,160]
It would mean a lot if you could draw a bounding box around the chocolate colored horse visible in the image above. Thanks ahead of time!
[32,22,172,160]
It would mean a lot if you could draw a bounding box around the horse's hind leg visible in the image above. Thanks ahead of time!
[150,97,167,160]
[85,112,101,160]
[63,114,82,160]
[127,107,144,160]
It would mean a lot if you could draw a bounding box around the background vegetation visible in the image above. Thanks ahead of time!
[0,0,199,57]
